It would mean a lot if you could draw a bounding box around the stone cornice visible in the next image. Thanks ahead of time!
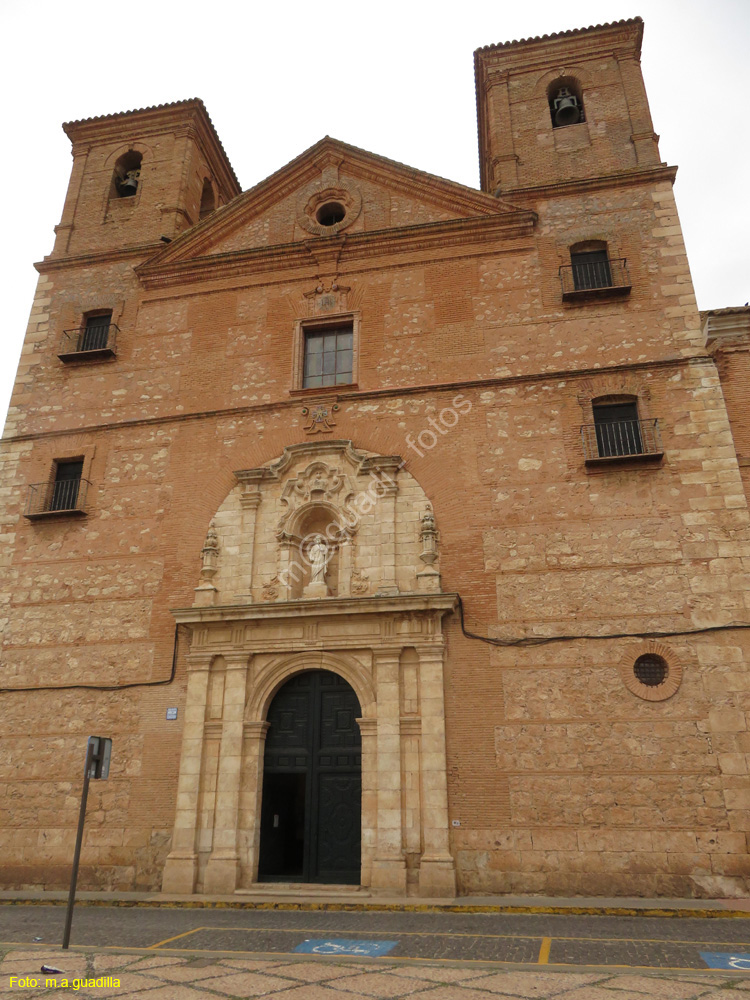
[171,592,458,625]
[3,353,713,444]
[497,164,678,203]
[135,212,537,291]
[35,242,163,274]
[234,439,404,483]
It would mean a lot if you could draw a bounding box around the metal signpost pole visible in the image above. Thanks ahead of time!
[62,740,95,950]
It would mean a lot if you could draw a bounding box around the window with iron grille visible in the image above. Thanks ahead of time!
[593,401,643,457]
[560,239,631,301]
[81,312,113,352]
[303,324,354,388]
[59,310,118,361]
[49,459,84,512]
[571,249,612,291]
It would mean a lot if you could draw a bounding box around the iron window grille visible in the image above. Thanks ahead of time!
[581,416,663,463]
[59,317,118,361]
[560,256,631,300]
[25,463,90,519]
[633,654,668,687]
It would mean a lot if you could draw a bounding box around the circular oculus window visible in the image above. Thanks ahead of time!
[297,180,362,235]
[316,201,347,227]
[620,643,682,701]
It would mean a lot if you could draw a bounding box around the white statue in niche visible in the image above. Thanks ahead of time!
[303,534,331,598]
[309,535,330,583]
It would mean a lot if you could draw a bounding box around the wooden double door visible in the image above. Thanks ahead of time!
[258,670,362,884]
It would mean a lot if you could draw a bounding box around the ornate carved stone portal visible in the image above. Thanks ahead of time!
[162,441,457,897]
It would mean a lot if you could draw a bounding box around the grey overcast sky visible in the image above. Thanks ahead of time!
[1,0,748,430]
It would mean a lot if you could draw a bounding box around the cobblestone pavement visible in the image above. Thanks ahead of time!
[1,946,749,999]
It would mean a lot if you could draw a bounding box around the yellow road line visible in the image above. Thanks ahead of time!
[538,937,551,964]
[147,927,205,949]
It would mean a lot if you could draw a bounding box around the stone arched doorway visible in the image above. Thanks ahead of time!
[162,441,458,898]
[258,670,361,884]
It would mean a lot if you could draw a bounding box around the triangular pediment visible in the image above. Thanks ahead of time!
[139,137,534,274]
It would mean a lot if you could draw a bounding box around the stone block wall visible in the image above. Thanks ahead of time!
[3,348,750,891]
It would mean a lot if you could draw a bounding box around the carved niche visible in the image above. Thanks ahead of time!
[196,441,442,607]
[276,460,358,599]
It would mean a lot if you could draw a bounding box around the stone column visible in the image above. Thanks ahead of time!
[339,538,353,596]
[363,457,400,596]
[357,717,378,888]
[370,648,407,893]
[400,717,423,880]
[162,650,212,894]
[277,541,293,600]
[416,644,457,897]
[235,470,264,600]
[204,652,250,893]
[377,480,398,595]
[239,721,270,884]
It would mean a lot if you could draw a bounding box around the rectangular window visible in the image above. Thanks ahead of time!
[571,250,612,291]
[303,324,354,388]
[81,311,113,352]
[593,402,643,457]
[49,459,84,512]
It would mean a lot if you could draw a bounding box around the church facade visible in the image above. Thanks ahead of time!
[3,18,750,898]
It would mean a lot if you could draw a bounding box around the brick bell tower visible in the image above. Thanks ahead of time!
[51,99,241,258]
[474,17,662,194]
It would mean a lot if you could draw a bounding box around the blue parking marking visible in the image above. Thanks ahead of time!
[701,952,750,970]
[295,938,398,957]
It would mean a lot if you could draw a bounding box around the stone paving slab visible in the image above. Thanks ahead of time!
[1,946,748,999]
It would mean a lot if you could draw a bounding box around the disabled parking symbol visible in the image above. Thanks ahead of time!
[295,938,398,957]
[700,952,750,970]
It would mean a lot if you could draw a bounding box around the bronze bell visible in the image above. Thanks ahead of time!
[118,170,140,196]
[553,88,582,127]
